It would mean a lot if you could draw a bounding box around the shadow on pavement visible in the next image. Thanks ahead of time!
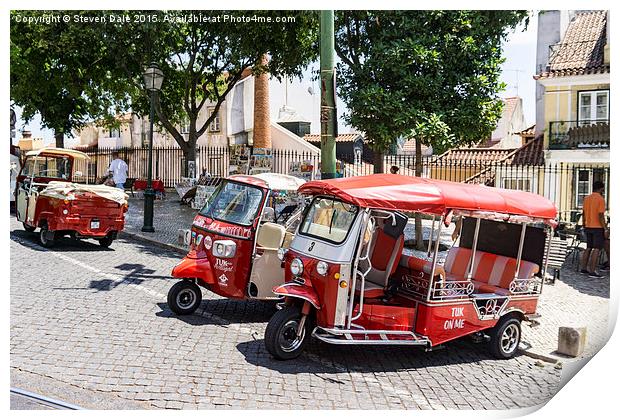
[557,268,610,299]
[235,336,509,375]
[116,237,184,259]
[154,298,278,326]
[10,229,114,252]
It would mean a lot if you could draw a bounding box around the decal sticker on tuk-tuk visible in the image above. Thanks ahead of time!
[215,258,234,273]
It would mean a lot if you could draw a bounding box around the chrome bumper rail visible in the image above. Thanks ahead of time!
[312,326,431,346]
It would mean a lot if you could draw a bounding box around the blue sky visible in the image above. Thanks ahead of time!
[12,12,539,144]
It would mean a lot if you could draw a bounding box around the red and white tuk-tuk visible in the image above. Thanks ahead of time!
[264,174,557,360]
[167,173,306,315]
[15,148,128,248]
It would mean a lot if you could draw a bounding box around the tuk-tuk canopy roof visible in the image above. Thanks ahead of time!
[26,147,90,160]
[299,174,558,223]
[229,173,305,191]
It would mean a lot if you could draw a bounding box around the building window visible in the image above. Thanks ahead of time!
[354,148,362,165]
[502,178,531,192]
[575,168,608,208]
[208,107,220,132]
[108,127,120,138]
[578,90,609,125]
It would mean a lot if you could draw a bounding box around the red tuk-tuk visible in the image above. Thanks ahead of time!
[264,174,557,360]
[167,173,306,315]
[15,148,128,248]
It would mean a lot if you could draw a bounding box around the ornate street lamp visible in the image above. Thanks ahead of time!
[141,62,164,232]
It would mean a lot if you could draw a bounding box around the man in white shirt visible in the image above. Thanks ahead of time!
[108,152,128,189]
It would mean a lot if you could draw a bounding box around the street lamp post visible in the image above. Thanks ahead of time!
[141,63,164,233]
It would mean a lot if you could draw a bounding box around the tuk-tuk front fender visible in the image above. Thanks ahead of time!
[273,283,320,309]
[172,257,215,286]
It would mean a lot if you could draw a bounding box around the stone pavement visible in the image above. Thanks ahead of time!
[124,194,611,363]
[10,218,561,409]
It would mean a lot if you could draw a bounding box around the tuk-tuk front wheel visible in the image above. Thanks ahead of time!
[23,223,36,233]
[167,280,202,315]
[488,316,521,359]
[39,225,56,248]
[265,306,311,360]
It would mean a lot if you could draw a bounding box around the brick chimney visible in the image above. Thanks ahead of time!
[252,54,271,149]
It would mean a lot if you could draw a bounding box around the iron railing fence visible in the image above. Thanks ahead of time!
[79,146,609,222]
[548,119,610,149]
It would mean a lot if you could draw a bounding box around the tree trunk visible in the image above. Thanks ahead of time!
[54,131,64,148]
[183,140,197,178]
[373,150,384,174]
[414,139,425,250]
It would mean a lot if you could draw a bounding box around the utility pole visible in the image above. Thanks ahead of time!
[320,10,337,179]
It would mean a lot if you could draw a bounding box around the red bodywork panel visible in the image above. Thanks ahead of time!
[355,301,416,331]
[173,213,258,300]
[172,257,215,288]
[415,298,538,346]
[30,193,125,238]
[282,249,343,327]
[274,283,320,309]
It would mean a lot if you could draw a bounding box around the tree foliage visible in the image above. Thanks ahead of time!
[105,10,319,166]
[10,10,122,147]
[335,11,529,160]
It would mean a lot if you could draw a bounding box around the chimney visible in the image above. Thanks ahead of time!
[252,54,271,149]
[604,11,610,64]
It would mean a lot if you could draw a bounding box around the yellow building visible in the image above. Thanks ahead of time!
[534,10,610,221]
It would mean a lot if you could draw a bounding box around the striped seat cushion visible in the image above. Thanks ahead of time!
[399,255,446,280]
[443,247,540,293]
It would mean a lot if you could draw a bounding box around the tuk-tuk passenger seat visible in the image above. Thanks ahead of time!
[357,212,408,298]
[443,247,539,295]
[256,222,286,250]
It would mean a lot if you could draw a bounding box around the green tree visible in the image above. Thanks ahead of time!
[335,10,528,170]
[10,11,122,147]
[106,10,318,174]
[334,10,528,248]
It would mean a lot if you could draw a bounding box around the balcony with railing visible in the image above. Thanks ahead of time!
[548,119,609,150]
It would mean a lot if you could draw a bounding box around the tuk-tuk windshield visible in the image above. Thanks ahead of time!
[22,156,72,180]
[299,197,358,244]
[199,181,264,226]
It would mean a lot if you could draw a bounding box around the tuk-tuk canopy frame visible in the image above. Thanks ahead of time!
[26,147,91,160]
[298,174,558,226]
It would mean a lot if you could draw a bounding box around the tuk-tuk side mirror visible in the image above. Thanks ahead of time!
[263,207,276,223]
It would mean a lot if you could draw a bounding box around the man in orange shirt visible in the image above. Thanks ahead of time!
[579,181,609,278]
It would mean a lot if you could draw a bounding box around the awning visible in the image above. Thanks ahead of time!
[298,174,557,224]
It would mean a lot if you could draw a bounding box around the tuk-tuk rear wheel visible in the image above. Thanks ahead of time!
[39,225,56,248]
[167,280,202,315]
[488,316,521,359]
[265,306,311,360]
[98,235,114,248]
[23,223,36,233]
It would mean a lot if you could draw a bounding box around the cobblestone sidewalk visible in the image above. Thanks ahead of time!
[124,194,611,363]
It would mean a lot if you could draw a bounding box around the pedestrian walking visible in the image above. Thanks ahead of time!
[108,152,128,190]
[579,180,609,278]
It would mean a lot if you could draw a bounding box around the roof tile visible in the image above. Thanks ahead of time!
[537,11,609,79]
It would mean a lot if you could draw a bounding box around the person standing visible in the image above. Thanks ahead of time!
[579,181,609,278]
[108,152,128,190]
[390,165,400,174]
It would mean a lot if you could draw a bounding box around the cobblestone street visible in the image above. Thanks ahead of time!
[10,217,562,409]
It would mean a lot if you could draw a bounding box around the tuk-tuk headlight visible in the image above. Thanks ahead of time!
[316,261,329,276]
[212,240,236,258]
[290,258,304,276]
[277,248,287,261]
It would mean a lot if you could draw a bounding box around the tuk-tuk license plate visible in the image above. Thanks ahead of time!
[90,220,100,229]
